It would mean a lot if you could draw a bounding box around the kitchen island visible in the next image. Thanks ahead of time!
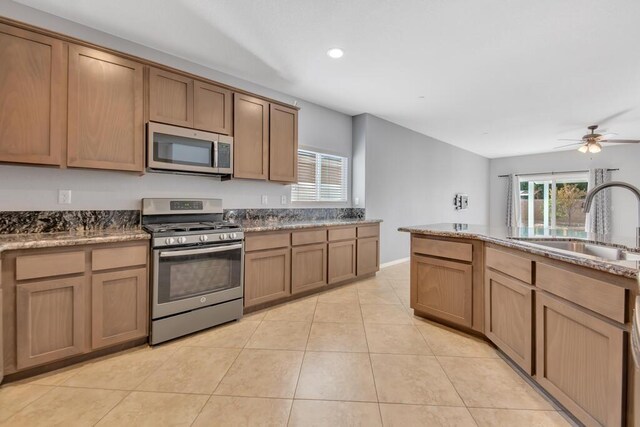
[399,223,639,427]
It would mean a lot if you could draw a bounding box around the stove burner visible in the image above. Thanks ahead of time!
[144,221,240,233]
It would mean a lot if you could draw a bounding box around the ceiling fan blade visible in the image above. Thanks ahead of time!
[554,142,584,149]
[598,133,618,139]
[601,139,640,144]
[556,138,584,142]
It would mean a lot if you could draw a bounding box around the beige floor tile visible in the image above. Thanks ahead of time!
[137,346,240,394]
[186,320,261,348]
[370,353,463,406]
[415,319,498,358]
[380,403,477,427]
[318,286,359,304]
[356,277,392,290]
[365,324,432,355]
[295,351,377,402]
[0,383,53,422]
[96,391,207,427]
[30,364,85,386]
[245,320,311,350]
[289,400,382,427]
[358,288,402,305]
[263,297,317,322]
[386,277,410,291]
[306,322,368,352]
[192,396,292,427]
[4,387,127,427]
[243,309,268,321]
[439,356,553,410]
[214,349,304,398]
[361,304,412,324]
[313,302,363,323]
[62,345,177,390]
[469,408,571,426]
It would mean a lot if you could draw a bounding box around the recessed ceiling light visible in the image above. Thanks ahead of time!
[418,96,425,99]
[327,48,344,59]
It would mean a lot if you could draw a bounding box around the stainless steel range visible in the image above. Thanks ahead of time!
[142,198,243,345]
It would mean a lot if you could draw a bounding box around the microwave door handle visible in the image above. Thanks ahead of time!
[160,244,243,258]
[213,141,219,169]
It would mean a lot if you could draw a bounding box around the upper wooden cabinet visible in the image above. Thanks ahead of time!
[269,104,298,182]
[233,93,269,179]
[148,67,194,128]
[67,45,144,172]
[194,81,232,134]
[0,23,66,166]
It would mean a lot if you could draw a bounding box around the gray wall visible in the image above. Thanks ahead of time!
[355,114,490,264]
[0,2,352,211]
[489,144,640,237]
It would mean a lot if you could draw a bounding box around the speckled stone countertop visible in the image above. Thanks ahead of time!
[237,218,382,233]
[398,223,640,279]
[0,229,150,254]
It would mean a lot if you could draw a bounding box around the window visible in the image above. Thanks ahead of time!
[291,149,348,202]
[518,173,589,230]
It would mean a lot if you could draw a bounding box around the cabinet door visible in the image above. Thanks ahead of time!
[16,276,86,370]
[269,104,298,182]
[67,45,144,172]
[536,293,624,427]
[194,80,232,134]
[357,237,379,276]
[328,240,356,284]
[244,248,290,307]
[149,67,193,127]
[0,23,65,166]
[411,255,473,328]
[233,93,269,179]
[485,270,533,373]
[91,268,148,350]
[292,243,327,294]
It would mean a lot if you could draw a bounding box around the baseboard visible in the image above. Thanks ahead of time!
[380,257,410,269]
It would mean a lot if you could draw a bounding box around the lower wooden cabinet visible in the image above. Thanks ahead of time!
[244,248,291,307]
[536,292,625,427]
[484,270,533,373]
[357,236,379,276]
[91,268,148,350]
[328,240,357,285]
[291,243,327,294]
[16,276,86,370]
[411,254,473,328]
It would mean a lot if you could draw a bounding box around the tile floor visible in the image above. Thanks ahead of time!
[0,262,576,426]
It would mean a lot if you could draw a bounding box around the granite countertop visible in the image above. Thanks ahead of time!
[398,223,640,279]
[0,228,150,254]
[237,218,382,233]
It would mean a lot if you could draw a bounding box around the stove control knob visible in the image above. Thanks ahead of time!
[165,237,175,245]
[177,236,187,244]
[230,233,237,239]
[218,234,225,240]
[199,235,209,242]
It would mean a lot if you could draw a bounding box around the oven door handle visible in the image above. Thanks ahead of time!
[159,243,243,258]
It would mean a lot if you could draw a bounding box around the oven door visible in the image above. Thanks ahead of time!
[152,242,243,319]
[148,122,219,174]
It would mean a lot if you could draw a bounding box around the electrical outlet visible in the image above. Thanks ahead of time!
[281,195,287,205]
[354,197,360,206]
[261,195,268,205]
[58,190,72,204]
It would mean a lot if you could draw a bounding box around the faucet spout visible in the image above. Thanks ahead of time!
[584,181,640,247]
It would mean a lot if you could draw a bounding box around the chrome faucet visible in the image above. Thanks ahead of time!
[584,181,640,247]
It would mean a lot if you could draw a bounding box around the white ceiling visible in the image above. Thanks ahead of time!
[14,0,640,158]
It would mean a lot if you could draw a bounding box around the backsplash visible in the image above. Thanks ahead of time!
[0,210,140,234]
[223,208,365,222]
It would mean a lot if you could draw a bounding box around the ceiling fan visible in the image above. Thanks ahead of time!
[555,125,640,153]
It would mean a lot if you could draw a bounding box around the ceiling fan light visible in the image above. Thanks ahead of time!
[588,142,602,153]
[578,144,589,153]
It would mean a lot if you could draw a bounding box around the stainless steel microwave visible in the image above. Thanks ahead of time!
[147,122,233,176]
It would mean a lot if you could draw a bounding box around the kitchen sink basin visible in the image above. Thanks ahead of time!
[518,240,640,262]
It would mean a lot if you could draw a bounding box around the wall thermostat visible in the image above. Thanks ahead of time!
[454,194,469,210]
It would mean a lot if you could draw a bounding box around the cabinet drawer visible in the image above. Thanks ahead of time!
[412,237,472,262]
[486,247,533,284]
[537,263,626,323]
[16,251,85,281]
[292,229,326,246]
[92,245,148,271]
[328,227,356,242]
[245,232,290,252]
[357,224,379,238]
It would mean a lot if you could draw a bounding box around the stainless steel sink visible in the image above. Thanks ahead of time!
[519,240,640,262]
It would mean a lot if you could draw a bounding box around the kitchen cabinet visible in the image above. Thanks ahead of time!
[194,80,232,134]
[67,45,144,172]
[16,276,86,370]
[149,67,194,128]
[244,248,291,307]
[233,93,269,179]
[269,104,298,183]
[328,240,357,284]
[536,292,625,427]
[91,268,148,350]
[484,269,533,373]
[0,23,66,166]
[292,243,327,294]
[357,236,379,276]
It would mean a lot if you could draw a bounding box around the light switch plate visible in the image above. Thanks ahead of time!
[58,190,72,204]
[281,195,287,205]
[261,195,268,205]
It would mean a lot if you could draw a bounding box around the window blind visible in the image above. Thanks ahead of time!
[291,149,348,202]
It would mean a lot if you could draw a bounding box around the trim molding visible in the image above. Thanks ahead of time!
[381,257,410,269]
